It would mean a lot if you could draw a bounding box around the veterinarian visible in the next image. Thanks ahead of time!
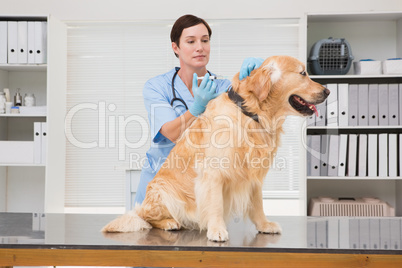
[134,14,263,205]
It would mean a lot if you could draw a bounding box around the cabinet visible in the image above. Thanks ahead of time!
[305,12,402,217]
[0,15,67,213]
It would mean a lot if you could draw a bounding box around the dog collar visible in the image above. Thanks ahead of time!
[227,87,259,123]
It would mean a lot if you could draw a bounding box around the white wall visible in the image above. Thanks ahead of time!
[1,0,402,21]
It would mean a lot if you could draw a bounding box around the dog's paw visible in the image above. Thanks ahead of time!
[101,212,152,233]
[257,221,282,234]
[161,219,181,231]
[207,227,229,242]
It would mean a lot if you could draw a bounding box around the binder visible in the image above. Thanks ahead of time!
[315,100,327,126]
[378,134,388,177]
[27,21,35,64]
[308,135,321,176]
[17,21,28,64]
[320,135,329,176]
[348,84,358,126]
[388,134,397,177]
[380,218,391,249]
[388,84,399,126]
[327,135,339,176]
[370,219,380,250]
[368,134,378,177]
[7,21,18,64]
[378,84,389,126]
[347,134,358,177]
[358,84,369,126]
[41,122,47,164]
[338,134,348,176]
[368,84,379,126]
[359,219,370,249]
[34,122,42,164]
[400,134,402,177]
[337,83,348,127]
[307,114,315,126]
[358,134,367,177]
[349,219,359,249]
[0,21,7,63]
[390,219,401,250]
[326,83,338,126]
[400,85,402,125]
[34,21,47,64]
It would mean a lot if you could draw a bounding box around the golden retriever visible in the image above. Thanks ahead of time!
[102,55,329,242]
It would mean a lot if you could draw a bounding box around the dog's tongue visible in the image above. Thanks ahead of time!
[310,104,318,117]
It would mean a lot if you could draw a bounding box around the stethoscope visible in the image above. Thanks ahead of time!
[170,67,212,110]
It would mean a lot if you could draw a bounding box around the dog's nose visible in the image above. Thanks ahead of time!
[323,87,330,96]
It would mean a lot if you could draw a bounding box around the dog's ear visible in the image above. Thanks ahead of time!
[249,60,281,102]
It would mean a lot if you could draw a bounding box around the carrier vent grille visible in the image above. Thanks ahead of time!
[309,197,395,217]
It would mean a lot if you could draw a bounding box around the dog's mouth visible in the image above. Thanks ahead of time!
[289,95,318,116]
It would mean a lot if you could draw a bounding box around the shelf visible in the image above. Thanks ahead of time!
[307,126,402,130]
[310,74,402,79]
[0,64,47,72]
[308,176,402,180]
[0,163,45,167]
[0,114,46,117]
[307,11,402,23]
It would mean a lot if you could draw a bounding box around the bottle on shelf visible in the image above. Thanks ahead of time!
[14,88,22,106]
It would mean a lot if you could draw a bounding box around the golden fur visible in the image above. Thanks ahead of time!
[102,55,329,242]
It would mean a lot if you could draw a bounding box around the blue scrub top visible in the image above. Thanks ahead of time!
[134,67,231,205]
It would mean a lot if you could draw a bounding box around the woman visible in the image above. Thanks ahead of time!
[135,14,263,205]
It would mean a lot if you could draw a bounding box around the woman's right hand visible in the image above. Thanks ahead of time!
[188,73,221,116]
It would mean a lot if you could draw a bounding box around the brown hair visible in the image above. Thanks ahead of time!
[170,14,212,58]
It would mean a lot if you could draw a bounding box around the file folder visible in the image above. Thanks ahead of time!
[348,84,358,126]
[41,122,47,164]
[0,21,7,64]
[327,135,339,176]
[34,21,47,64]
[368,134,378,177]
[338,134,348,176]
[320,135,329,176]
[307,114,315,127]
[315,100,327,126]
[370,219,380,250]
[388,134,397,177]
[326,84,338,126]
[358,134,367,177]
[400,134,402,177]
[400,85,402,126]
[17,21,27,64]
[337,83,348,127]
[347,134,358,176]
[368,84,379,126]
[27,21,35,64]
[358,84,369,126]
[378,134,388,177]
[380,218,391,249]
[388,84,399,126]
[7,21,18,64]
[378,84,389,126]
[34,122,42,164]
[308,135,321,176]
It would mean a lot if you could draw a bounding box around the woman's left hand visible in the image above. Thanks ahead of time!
[239,57,264,80]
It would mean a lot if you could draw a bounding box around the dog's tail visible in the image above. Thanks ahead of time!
[101,204,152,233]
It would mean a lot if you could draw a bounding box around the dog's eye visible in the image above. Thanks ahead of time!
[300,71,307,76]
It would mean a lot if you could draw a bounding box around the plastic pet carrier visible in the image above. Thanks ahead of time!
[308,37,354,75]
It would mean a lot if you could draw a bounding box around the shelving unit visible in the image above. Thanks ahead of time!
[305,12,402,217]
[0,15,67,213]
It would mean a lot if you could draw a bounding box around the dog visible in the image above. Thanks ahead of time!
[102,55,329,242]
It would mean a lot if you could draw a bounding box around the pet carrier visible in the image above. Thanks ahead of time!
[308,37,354,75]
